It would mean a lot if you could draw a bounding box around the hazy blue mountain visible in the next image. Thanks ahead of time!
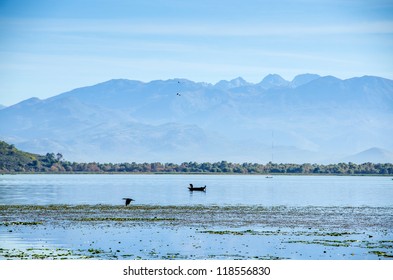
[0,104,6,110]
[215,77,252,89]
[290,74,321,87]
[257,74,289,89]
[342,148,393,164]
[1,74,392,163]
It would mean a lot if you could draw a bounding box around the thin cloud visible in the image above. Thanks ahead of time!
[3,18,393,37]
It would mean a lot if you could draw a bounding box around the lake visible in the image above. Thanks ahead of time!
[1,174,392,206]
[1,174,393,260]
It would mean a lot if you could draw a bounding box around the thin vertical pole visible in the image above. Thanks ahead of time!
[271,130,274,163]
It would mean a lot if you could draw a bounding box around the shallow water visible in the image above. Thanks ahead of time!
[1,174,392,260]
[4,224,389,260]
[1,205,392,260]
[1,174,392,206]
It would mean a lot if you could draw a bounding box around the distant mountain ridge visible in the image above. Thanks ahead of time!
[215,73,321,89]
[342,148,393,164]
[215,77,252,89]
[1,74,392,163]
[290,74,321,87]
[258,74,290,89]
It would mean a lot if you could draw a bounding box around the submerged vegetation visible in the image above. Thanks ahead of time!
[1,204,392,260]
[1,140,393,174]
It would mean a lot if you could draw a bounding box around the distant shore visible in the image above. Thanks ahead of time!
[2,171,393,176]
[2,141,392,175]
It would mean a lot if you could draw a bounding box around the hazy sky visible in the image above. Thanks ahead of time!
[1,0,392,106]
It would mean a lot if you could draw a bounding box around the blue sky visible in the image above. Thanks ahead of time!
[0,0,392,106]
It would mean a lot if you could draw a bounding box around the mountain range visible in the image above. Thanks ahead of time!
[1,74,392,163]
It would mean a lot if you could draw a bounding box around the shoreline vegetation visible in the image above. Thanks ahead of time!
[1,140,393,175]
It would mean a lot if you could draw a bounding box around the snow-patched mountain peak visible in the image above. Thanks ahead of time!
[258,74,289,89]
[215,77,251,89]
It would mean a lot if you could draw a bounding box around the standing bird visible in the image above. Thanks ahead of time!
[122,198,135,206]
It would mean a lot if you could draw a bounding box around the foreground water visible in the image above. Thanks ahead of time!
[1,175,392,260]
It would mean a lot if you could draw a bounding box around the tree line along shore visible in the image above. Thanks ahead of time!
[1,140,392,175]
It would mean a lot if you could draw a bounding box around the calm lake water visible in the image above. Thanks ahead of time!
[0,174,392,206]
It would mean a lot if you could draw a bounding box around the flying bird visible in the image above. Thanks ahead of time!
[176,92,181,96]
[122,198,135,206]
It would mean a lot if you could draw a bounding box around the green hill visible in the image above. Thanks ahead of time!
[0,140,42,172]
[0,140,62,172]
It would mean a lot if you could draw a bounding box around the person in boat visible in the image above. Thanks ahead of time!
[189,184,206,191]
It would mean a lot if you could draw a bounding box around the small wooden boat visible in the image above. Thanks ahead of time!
[188,184,206,191]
